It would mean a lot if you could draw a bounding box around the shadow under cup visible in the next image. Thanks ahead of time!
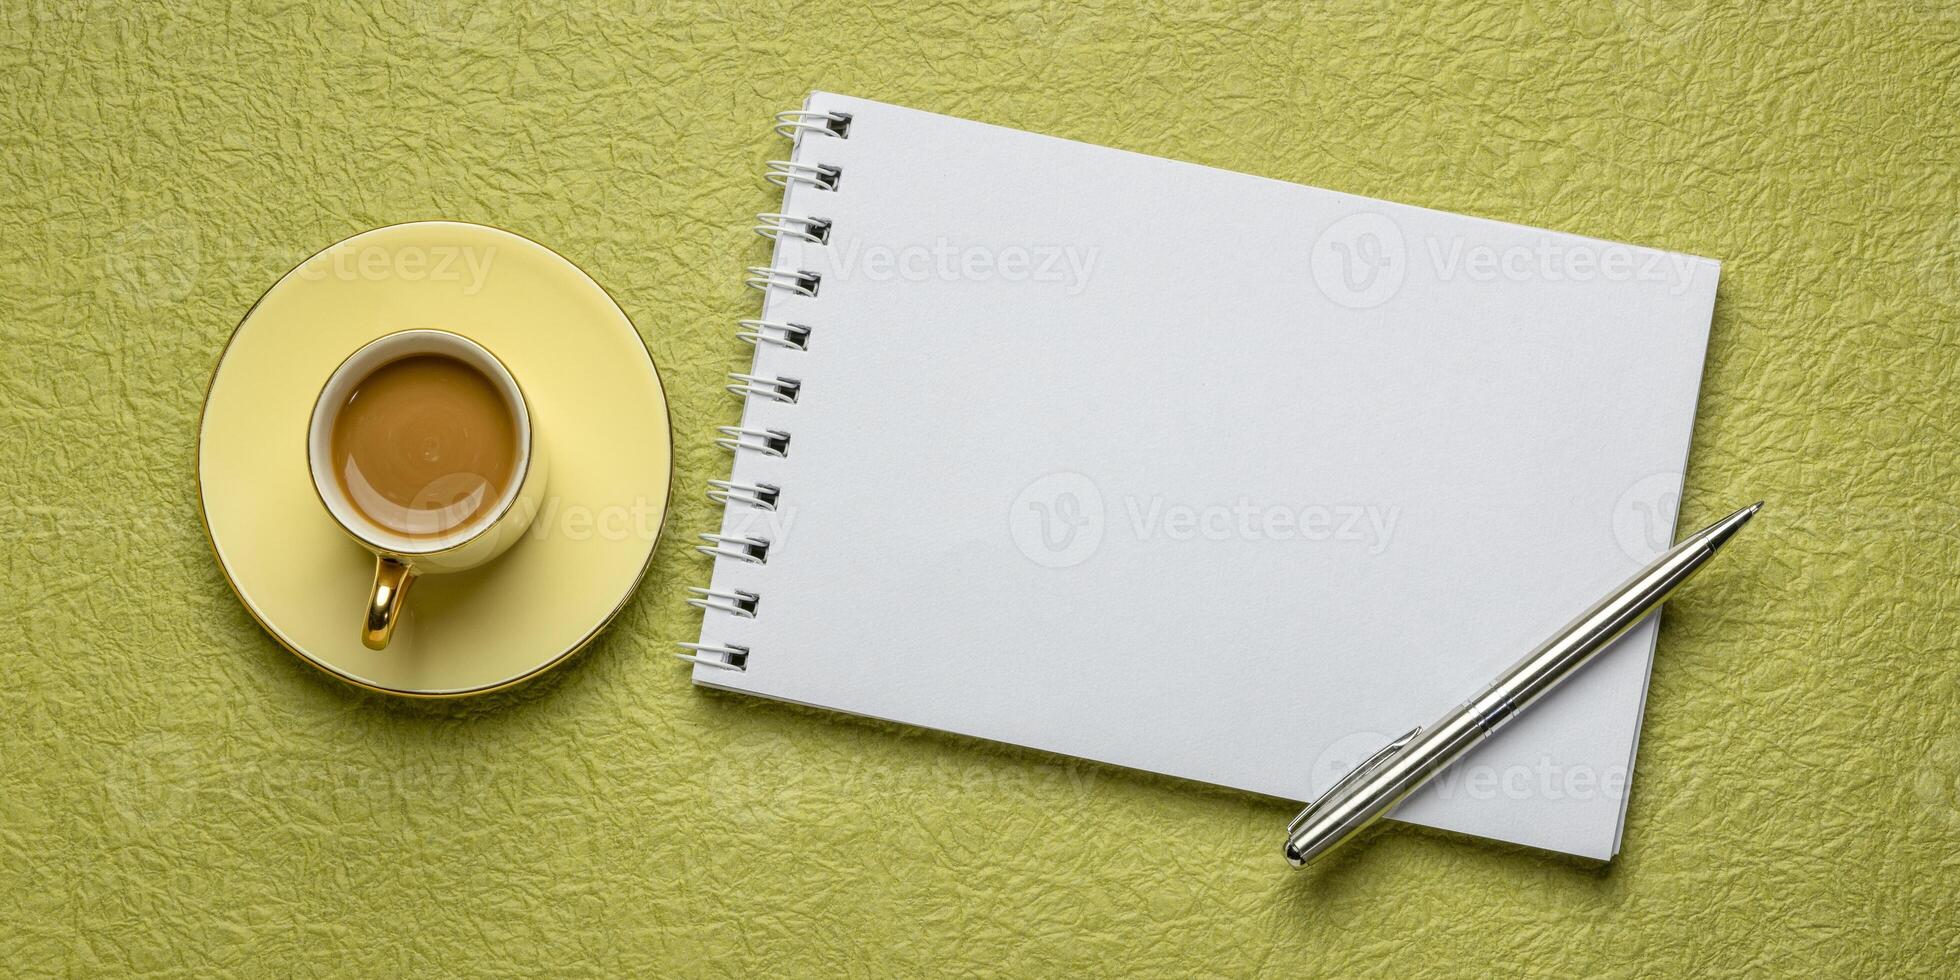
[306,329,549,650]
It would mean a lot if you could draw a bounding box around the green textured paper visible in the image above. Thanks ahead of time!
[3,1,1956,975]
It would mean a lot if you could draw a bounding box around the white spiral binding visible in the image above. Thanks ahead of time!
[714,425,791,457]
[706,479,781,510]
[675,642,749,671]
[745,266,821,297]
[684,104,848,674]
[724,372,801,403]
[687,587,760,618]
[765,160,842,191]
[696,533,771,564]
[755,213,832,244]
[773,109,852,141]
[736,319,811,350]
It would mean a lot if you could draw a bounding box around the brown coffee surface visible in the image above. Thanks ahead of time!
[330,353,519,539]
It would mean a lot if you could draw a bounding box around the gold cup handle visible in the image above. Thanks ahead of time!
[362,557,417,650]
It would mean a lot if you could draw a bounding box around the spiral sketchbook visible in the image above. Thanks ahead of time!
[684,92,1719,860]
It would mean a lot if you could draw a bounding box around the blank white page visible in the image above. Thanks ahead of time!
[693,93,1717,860]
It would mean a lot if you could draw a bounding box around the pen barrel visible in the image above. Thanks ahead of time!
[1287,518,1740,868]
[1476,535,1711,717]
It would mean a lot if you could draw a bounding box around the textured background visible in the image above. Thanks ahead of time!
[3,0,1957,975]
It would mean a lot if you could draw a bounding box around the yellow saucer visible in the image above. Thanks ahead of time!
[198,221,671,697]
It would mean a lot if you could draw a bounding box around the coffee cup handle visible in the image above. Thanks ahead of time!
[362,557,416,650]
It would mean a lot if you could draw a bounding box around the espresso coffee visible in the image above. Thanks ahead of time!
[329,353,519,540]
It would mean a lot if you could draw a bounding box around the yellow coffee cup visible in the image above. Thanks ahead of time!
[305,329,549,649]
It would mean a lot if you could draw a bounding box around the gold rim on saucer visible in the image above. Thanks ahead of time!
[197,221,673,697]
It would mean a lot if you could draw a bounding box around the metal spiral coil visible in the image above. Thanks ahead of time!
[736,319,812,351]
[773,109,852,141]
[725,372,800,404]
[684,104,851,676]
[755,212,832,244]
[746,266,822,297]
[707,478,782,510]
[714,425,791,457]
[675,641,750,671]
[765,160,842,191]
[687,587,761,618]
[696,533,771,564]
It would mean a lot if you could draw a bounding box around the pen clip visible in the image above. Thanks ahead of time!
[1287,725,1423,835]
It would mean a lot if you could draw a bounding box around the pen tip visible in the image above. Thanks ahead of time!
[1697,500,1762,553]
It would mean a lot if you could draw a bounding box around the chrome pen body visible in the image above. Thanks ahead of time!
[1285,502,1761,868]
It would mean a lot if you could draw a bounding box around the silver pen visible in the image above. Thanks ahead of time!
[1285,501,1762,868]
